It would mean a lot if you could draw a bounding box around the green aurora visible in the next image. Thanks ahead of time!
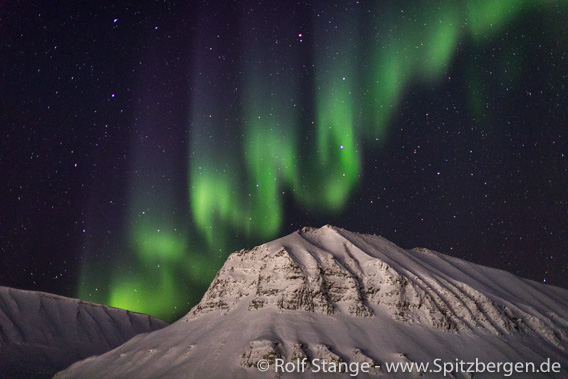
[77,0,566,321]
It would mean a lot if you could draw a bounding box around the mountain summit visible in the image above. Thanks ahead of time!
[57,225,568,378]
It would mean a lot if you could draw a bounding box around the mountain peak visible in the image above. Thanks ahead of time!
[56,226,568,378]
[187,225,567,342]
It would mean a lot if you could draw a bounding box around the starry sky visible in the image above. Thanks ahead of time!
[1,1,567,322]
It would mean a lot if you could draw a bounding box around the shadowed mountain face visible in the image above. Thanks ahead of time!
[0,287,168,378]
[57,226,568,378]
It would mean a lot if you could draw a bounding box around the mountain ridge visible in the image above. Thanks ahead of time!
[56,225,568,378]
[0,285,168,378]
[189,225,566,341]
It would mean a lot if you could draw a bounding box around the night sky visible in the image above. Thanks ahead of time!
[1,1,567,322]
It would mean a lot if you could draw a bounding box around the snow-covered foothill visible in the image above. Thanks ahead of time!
[0,286,167,378]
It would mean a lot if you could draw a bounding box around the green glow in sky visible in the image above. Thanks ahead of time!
[419,4,460,79]
[105,147,195,319]
[131,227,186,264]
[187,0,536,245]
[190,167,242,246]
[299,21,361,211]
[366,3,461,140]
[109,268,179,318]
[367,43,406,141]
[466,0,528,42]
[243,117,298,237]
[241,37,300,238]
[78,0,562,322]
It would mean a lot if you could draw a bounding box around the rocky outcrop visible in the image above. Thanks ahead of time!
[187,226,566,344]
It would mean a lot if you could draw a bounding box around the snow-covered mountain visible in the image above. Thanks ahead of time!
[57,225,568,378]
[0,286,167,378]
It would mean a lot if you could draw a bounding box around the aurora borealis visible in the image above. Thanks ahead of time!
[1,1,568,322]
